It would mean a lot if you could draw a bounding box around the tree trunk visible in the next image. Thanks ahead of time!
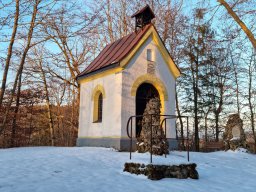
[0,0,20,107]
[230,51,240,115]
[106,0,114,42]
[248,61,256,153]
[204,113,208,143]
[215,113,219,141]
[28,103,34,146]
[0,0,40,135]
[216,83,224,141]
[218,0,256,50]
[175,86,184,150]
[38,57,55,146]
[10,73,22,147]
[194,60,199,152]
[162,0,170,44]
[234,64,240,114]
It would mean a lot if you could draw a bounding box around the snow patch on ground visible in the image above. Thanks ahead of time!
[0,147,256,192]
[227,147,248,153]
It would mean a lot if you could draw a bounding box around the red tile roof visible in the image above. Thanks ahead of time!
[77,24,152,78]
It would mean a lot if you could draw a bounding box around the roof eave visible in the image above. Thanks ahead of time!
[76,62,120,82]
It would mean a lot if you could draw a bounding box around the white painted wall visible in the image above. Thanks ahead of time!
[121,36,176,139]
[78,72,122,138]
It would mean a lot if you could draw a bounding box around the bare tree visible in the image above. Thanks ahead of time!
[218,0,256,49]
[106,0,114,42]
[0,0,19,107]
[10,68,22,147]
[0,0,41,135]
[230,50,241,115]
[247,51,256,152]
[211,49,230,141]
[35,47,55,146]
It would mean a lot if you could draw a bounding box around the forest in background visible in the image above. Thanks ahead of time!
[0,0,255,151]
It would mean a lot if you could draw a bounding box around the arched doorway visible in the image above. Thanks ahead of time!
[136,83,159,137]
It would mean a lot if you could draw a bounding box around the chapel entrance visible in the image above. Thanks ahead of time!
[136,83,159,137]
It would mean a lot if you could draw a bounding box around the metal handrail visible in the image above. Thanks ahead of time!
[126,114,191,163]
[159,116,190,161]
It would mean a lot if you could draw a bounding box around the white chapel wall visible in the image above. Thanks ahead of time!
[78,72,122,138]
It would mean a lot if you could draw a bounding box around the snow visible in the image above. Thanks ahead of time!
[230,137,240,141]
[0,147,256,192]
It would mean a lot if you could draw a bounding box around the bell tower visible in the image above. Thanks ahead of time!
[131,4,155,31]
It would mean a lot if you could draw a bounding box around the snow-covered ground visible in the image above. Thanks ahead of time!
[0,147,255,192]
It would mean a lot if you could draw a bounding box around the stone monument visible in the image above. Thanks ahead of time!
[223,114,246,150]
[136,97,169,155]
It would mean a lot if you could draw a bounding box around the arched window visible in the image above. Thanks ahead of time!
[92,85,105,123]
[93,91,104,123]
[97,93,103,122]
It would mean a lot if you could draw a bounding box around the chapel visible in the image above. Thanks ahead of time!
[76,5,181,151]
